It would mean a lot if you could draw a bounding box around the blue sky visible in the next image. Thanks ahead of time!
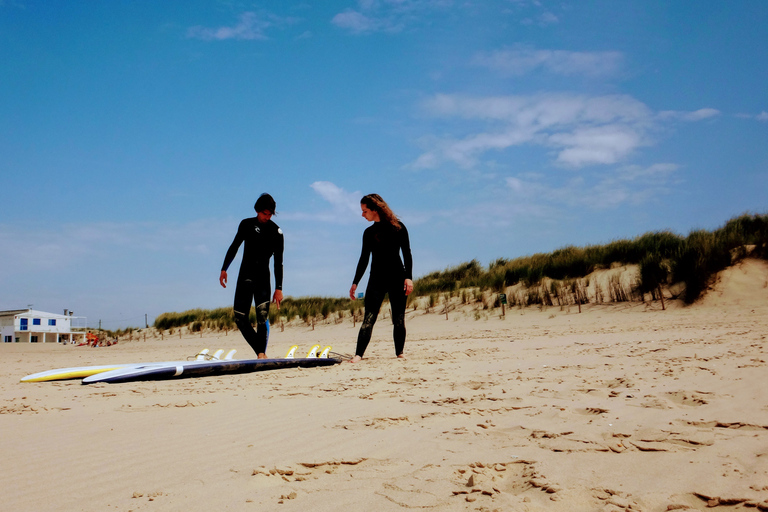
[1,1,766,330]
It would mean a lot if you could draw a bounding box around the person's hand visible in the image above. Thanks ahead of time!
[349,284,357,300]
[273,289,283,309]
[220,270,228,288]
[404,279,413,296]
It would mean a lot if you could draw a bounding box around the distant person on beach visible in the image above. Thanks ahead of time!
[220,193,284,359]
[349,194,413,362]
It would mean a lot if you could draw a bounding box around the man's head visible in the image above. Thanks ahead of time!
[254,193,276,214]
[254,193,276,224]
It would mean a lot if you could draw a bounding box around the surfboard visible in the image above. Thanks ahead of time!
[21,364,141,383]
[19,348,236,383]
[81,356,342,384]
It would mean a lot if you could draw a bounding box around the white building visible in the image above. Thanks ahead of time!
[0,309,88,344]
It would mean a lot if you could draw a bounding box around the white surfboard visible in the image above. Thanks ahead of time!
[20,348,232,383]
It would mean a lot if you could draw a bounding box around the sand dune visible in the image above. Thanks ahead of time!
[2,259,767,511]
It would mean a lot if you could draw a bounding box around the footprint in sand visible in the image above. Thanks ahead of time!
[451,460,561,504]
[665,390,712,407]
[592,488,642,510]
[251,458,369,484]
[616,426,715,452]
[333,416,412,430]
[690,491,768,510]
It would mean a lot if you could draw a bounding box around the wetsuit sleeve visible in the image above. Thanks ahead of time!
[273,228,284,290]
[400,224,413,280]
[352,230,371,285]
[221,221,246,272]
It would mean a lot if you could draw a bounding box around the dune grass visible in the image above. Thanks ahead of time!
[152,212,768,331]
[153,297,363,332]
[416,213,767,304]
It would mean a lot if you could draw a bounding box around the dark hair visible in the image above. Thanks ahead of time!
[361,193,401,230]
[254,193,276,214]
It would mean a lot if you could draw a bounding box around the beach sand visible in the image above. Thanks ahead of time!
[2,259,767,511]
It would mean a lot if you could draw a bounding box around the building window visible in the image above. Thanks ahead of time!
[20,318,28,331]
[3,336,11,343]
[33,318,41,326]
[31,335,39,343]
[48,319,56,326]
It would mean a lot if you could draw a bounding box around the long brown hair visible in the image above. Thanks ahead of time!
[361,194,401,230]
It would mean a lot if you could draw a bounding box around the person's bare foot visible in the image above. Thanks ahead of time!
[257,353,268,359]
[349,355,362,363]
[396,354,405,360]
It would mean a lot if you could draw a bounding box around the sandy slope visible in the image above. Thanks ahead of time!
[2,259,767,512]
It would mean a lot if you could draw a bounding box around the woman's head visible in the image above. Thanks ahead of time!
[360,194,400,229]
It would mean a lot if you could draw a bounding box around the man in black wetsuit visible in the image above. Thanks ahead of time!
[220,193,284,358]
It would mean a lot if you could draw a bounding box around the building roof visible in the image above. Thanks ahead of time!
[0,309,75,319]
[0,309,31,317]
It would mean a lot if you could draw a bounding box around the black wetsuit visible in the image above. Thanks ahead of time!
[221,217,284,355]
[352,221,413,357]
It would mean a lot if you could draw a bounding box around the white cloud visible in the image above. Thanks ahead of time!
[411,93,655,169]
[505,176,524,192]
[756,111,768,122]
[474,47,624,78]
[504,163,680,211]
[331,0,450,34]
[589,163,681,207]
[657,108,721,121]
[538,11,559,25]
[331,10,380,33]
[521,11,559,26]
[187,12,273,41]
[310,181,362,216]
[422,93,651,125]
[549,125,645,166]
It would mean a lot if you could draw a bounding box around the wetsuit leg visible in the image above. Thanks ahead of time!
[388,281,407,356]
[355,283,386,358]
[254,300,270,354]
[233,279,271,355]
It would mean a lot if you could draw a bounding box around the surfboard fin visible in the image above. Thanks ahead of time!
[223,349,237,360]
[306,344,321,358]
[195,349,210,361]
[284,345,298,359]
[319,346,332,358]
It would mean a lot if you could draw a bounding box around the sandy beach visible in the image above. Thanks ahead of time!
[2,259,767,512]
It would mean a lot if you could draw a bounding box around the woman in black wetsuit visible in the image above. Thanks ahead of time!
[348,194,413,363]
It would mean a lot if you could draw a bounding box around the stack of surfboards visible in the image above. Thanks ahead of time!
[21,345,341,385]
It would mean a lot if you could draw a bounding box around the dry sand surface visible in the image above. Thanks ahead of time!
[2,259,768,512]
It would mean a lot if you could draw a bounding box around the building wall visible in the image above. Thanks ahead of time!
[2,326,15,343]
[0,310,85,343]
[13,311,72,334]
